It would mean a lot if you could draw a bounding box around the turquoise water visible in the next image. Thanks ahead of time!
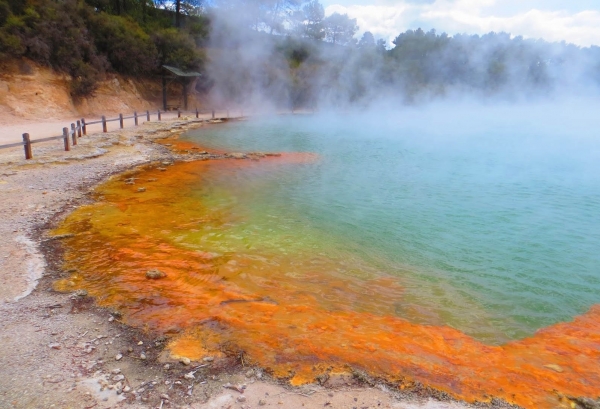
[184,104,600,343]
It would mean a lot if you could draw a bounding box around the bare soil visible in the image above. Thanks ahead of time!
[0,116,487,409]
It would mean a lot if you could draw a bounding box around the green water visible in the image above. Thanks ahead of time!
[183,104,600,343]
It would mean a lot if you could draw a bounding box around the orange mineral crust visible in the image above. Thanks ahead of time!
[53,157,600,409]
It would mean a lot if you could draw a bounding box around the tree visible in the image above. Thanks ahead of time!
[358,31,374,48]
[300,0,325,40]
[323,12,357,46]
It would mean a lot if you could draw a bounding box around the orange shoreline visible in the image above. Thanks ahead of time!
[53,139,600,409]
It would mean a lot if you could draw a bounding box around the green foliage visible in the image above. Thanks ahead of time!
[152,28,202,70]
[85,11,157,75]
[0,0,11,26]
[0,0,207,98]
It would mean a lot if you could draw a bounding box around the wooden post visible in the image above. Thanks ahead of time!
[195,108,199,118]
[134,111,138,126]
[212,110,215,119]
[162,75,167,111]
[71,123,77,146]
[22,133,32,160]
[81,118,87,135]
[177,109,181,118]
[158,110,162,121]
[119,113,124,129]
[77,120,82,138]
[63,127,70,151]
[102,116,107,133]
[146,110,150,122]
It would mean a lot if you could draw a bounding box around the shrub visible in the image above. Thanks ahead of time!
[86,12,158,76]
[152,28,202,71]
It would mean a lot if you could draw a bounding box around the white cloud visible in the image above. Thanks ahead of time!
[324,0,600,47]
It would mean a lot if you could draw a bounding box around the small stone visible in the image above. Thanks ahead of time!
[115,354,123,361]
[123,386,131,393]
[48,343,61,350]
[146,269,166,279]
[184,372,195,380]
[111,368,121,374]
[108,316,114,322]
[180,357,191,365]
[202,356,214,362]
[113,374,125,381]
[164,364,171,370]
[136,187,146,192]
[544,364,564,373]
[245,369,254,378]
[160,393,170,400]
[259,400,267,406]
[237,396,247,403]
[127,347,133,352]
[140,353,147,360]
[137,341,143,346]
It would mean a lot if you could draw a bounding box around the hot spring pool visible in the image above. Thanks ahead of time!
[53,102,600,407]
[181,106,600,343]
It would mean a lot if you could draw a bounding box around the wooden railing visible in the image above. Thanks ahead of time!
[0,108,239,160]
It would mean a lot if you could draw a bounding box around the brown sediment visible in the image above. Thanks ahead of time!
[51,150,600,409]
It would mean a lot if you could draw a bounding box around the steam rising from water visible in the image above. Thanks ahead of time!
[203,3,600,110]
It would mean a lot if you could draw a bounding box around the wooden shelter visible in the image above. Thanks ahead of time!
[161,65,202,111]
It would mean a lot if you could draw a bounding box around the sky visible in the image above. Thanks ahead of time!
[321,0,600,47]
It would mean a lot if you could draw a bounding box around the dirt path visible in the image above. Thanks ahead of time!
[0,110,236,145]
[0,117,478,409]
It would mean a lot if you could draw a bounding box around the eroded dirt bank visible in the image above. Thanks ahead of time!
[0,117,504,409]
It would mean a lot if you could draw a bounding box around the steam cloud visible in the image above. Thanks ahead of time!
[201,1,600,111]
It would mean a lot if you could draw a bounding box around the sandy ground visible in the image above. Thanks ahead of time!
[0,116,485,409]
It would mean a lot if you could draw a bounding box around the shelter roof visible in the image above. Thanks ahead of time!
[162,65,202,77]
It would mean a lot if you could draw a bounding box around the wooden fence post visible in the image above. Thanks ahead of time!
[119,113,124,129]
[71,123,77,146]
[81,118,87,135]
[212,110,215,119]
[146,110,150,122]
[22,133,32,160]
[158,110,161,121]
[178,109,181,118]
[102,116,107,133]
[195,108,199,118]
[134,111,138,126]
[63,127,70,151]
[77,120,82,138]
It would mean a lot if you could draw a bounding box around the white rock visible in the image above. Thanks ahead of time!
[115,354,123,361]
